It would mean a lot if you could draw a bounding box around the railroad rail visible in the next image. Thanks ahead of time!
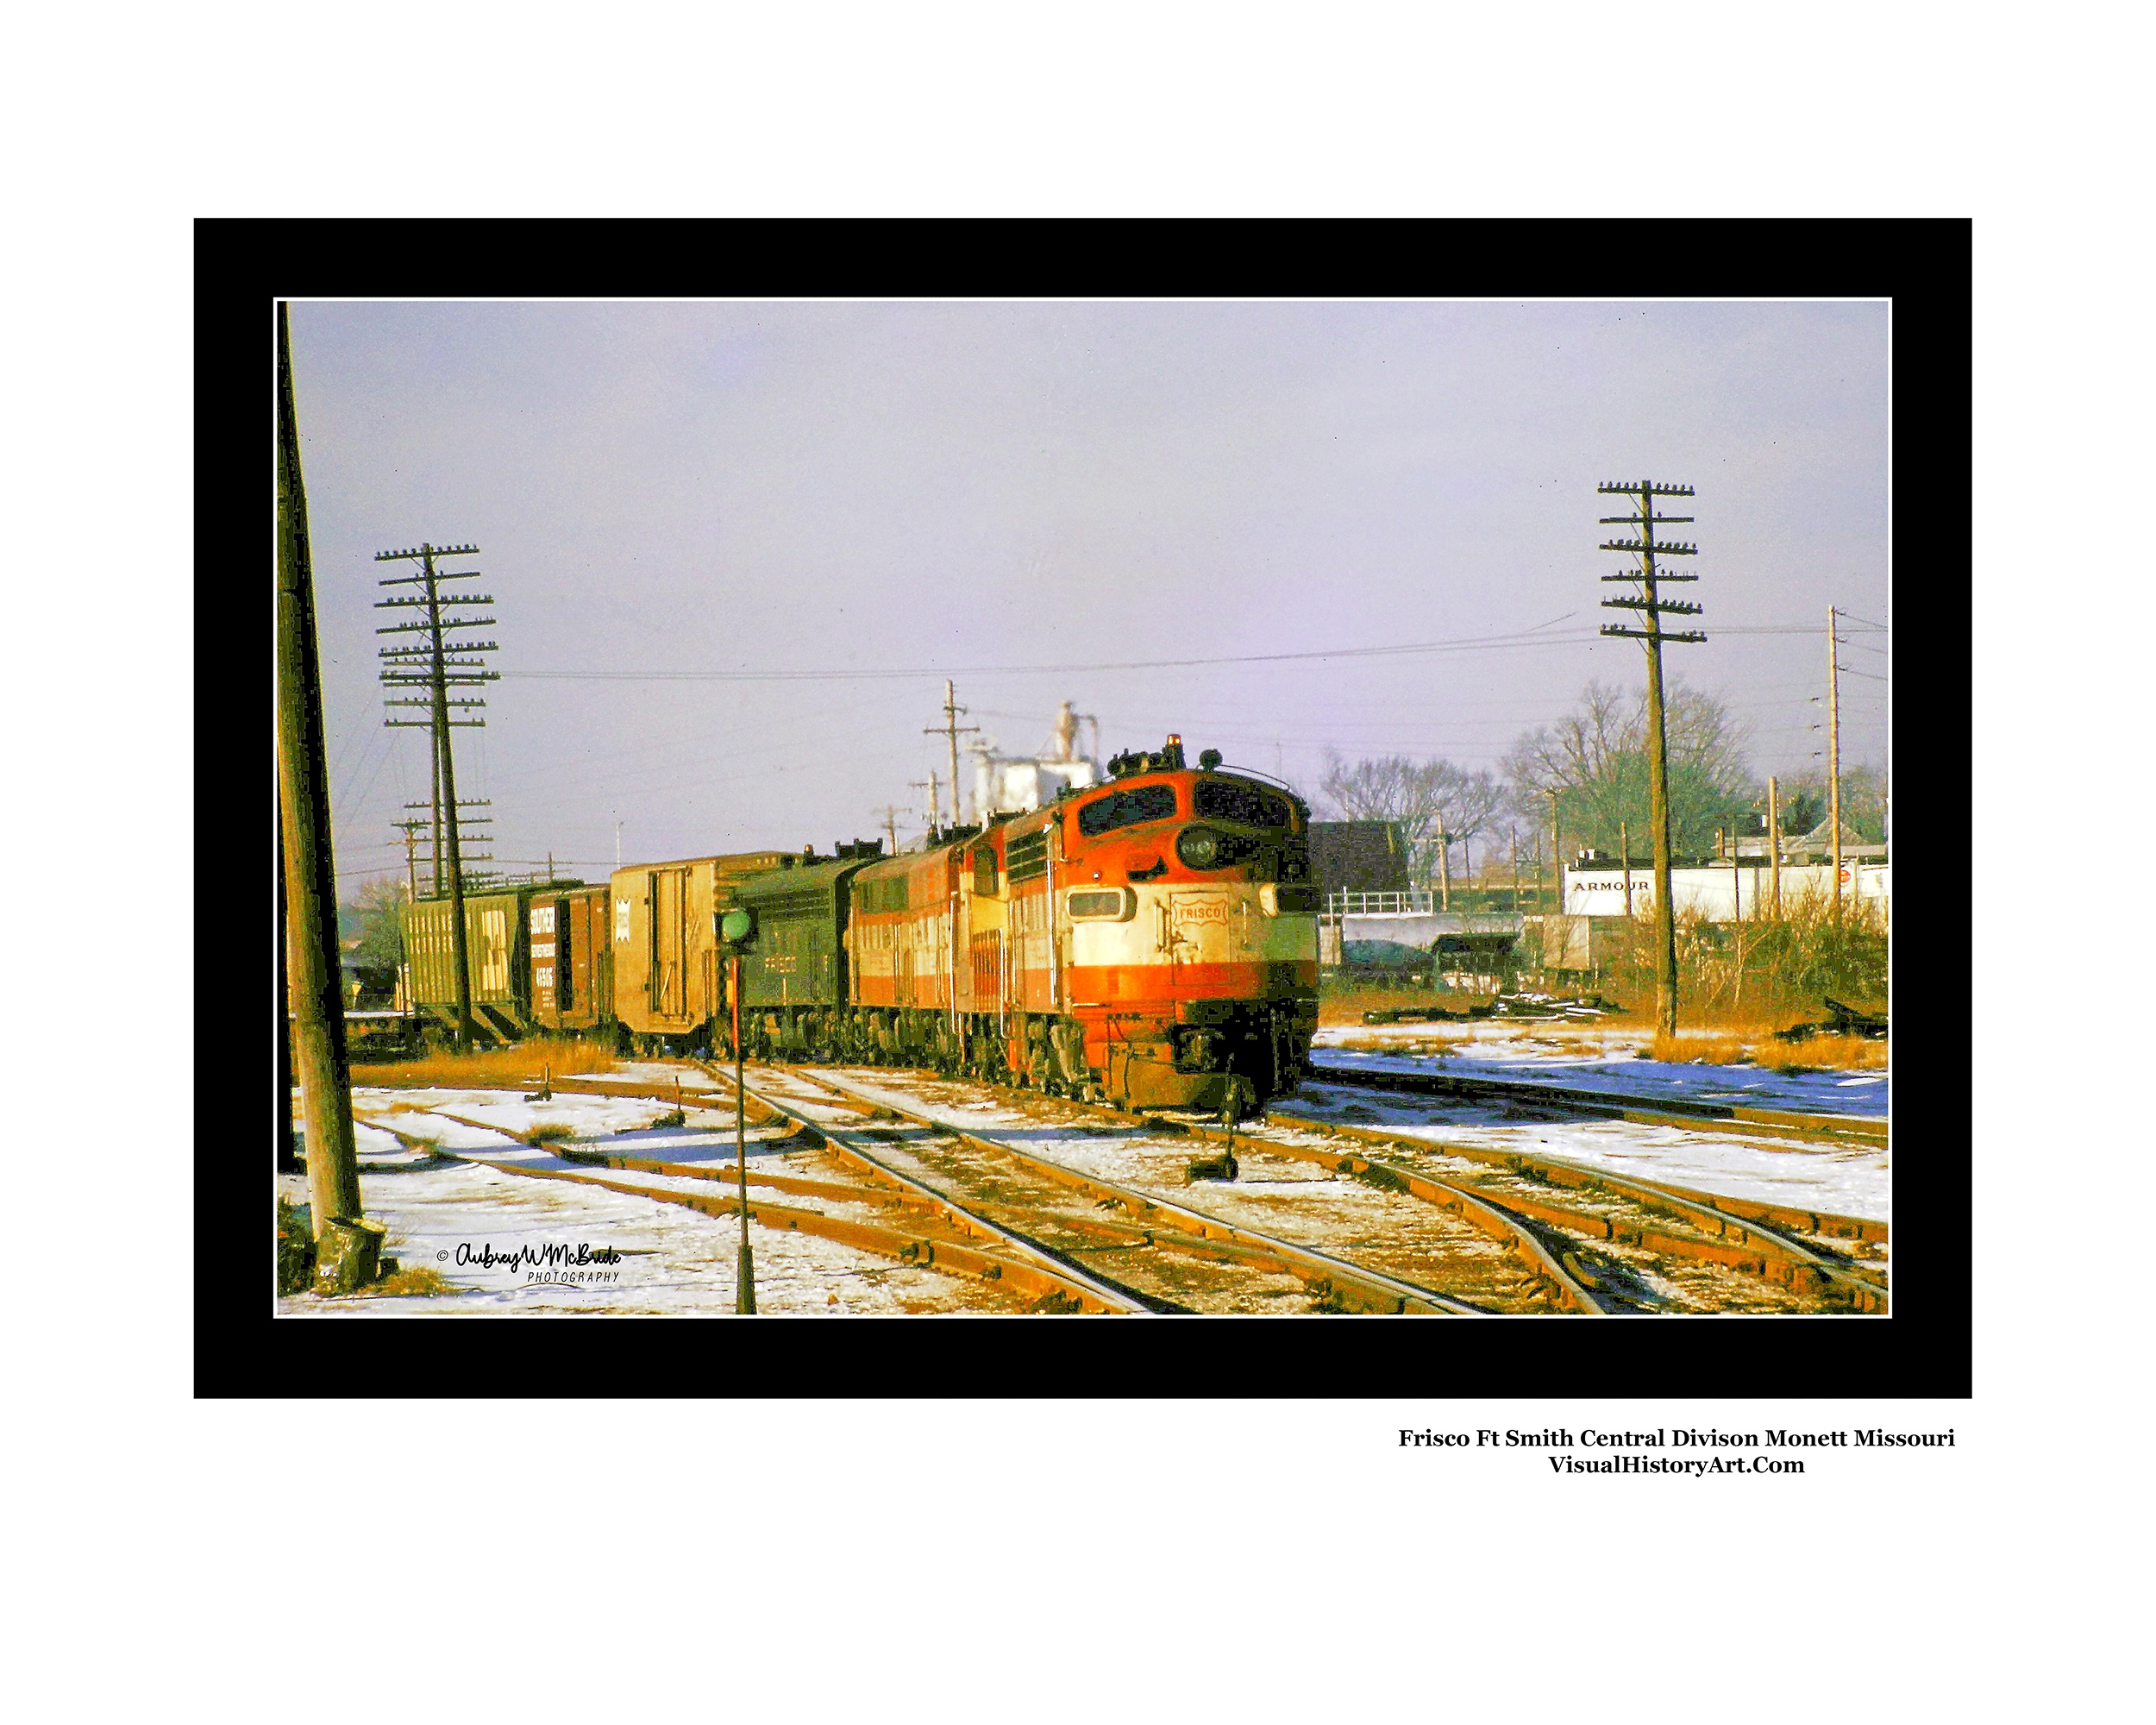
[1245,1110,1889,1313]
[773,1063,1882,1314]
[1306,1058,1888,1146]
[764,1064,1595,1315]
[337,1058,1881,1313]
[362,1108,1138,1313]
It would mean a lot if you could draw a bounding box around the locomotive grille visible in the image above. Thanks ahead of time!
[750,887,831,922]
[1006,828,1050,884]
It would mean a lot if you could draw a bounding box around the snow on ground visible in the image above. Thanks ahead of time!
[818,1063,1887,1236]
[1313,1021,1889,1119]
[815,1067,1369,1220]
[279,1086,989,1315]
[600,1060,725,1093]
[1280,1085,1890,1222]
[340,1086,730,1146]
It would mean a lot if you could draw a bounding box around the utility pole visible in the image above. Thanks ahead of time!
[377,540,496,1051]
[1435,812,1449,911]
[276,304,366,1262]
[402,796,490,896]
[1548,790,1561,915]
[1827,605,1844,918]
[1598,480,1707,1038]
[910,769,941,839]
[924,681,978,829]
[1767,776,1782,918]
[872,805,906,855]
[1620,819,1633,919]
[394,817,426,902]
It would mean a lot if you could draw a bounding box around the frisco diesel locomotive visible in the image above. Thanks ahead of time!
[403,737,1320,1109]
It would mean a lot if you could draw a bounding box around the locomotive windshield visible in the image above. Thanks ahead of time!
[1193,778,1293,830]
[1076,782,1178,837]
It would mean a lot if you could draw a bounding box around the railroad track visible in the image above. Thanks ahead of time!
[754,1061,1885,1314]
[1305,1059,1889,1147]
[356,1105,1126,1314]
[741,1063,1608,1315]
[1234,1110,1888,1314]
[728,1063,1525,1314]
[341,1057,1882,1313]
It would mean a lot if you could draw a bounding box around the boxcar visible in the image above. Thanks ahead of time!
[402,888,542,1041]
[610,850,791,1052]
[529,883,613,1035]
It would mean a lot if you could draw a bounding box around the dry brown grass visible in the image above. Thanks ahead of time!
[1648,1028,1888,1072]
[352,1036,615,1088]
[372,1263,455,1296]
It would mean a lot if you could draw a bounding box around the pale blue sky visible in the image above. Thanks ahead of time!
[290,300,1889,890]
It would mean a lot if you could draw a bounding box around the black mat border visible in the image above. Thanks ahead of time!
[205,217,1965,1399]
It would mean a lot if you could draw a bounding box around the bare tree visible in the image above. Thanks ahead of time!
[1317,752,1504,888]
[1502,680,1757,855]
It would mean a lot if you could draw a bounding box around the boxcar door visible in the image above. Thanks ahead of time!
[651,867,688,1019]
[530,899,561,1024]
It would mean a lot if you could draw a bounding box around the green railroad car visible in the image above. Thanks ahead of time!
[724,845,883,1056]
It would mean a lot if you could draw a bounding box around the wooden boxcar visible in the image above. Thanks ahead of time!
[611,850,791,1051]
[529,883,614,1035]
[402,888,541,1041]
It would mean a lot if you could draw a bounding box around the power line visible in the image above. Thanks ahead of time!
[489,618,1879,685]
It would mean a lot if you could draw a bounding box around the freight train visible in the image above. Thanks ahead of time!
[400,737,1320,1110]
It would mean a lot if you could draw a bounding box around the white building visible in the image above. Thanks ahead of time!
[1562,858,1890,925]
[968,700,1102,819]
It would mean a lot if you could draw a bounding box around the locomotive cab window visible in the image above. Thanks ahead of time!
[1193,778,1293,829]
[1067,887,1135,921]
[1076,782,1179,837]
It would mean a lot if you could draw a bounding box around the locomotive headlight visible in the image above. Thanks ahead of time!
[1175,825,1225,869]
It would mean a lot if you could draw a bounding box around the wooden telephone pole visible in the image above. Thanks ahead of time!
[376,543,496,1050]
[276,304,367,1266]
[924,681,978,828]
[1827,605,1845,917]
[910,769,941,839]
[872,805,906,855]
[394,817,426,902]
[1598,480,1707,1038]
[1767,775,1782,918]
